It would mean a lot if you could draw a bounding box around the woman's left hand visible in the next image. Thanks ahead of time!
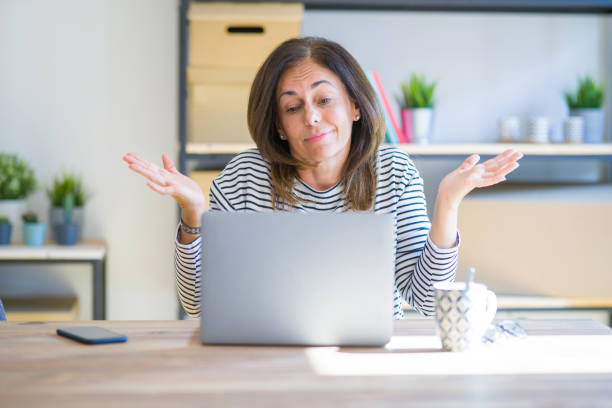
[437,149,524,210]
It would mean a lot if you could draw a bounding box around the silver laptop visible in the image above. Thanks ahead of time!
[200,212,394,346]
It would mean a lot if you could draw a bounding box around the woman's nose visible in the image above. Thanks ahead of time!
[304,104,321,126]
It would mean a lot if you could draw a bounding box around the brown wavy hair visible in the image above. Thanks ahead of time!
[247,37,385,210]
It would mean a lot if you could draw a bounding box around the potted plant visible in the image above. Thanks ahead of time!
[22,211,46,246]
[47,171,88,243]
[400,74,438,144]
[0,216,11,245]
[565,75,605,143]
[0,153,36,243]
[53,194,79,245]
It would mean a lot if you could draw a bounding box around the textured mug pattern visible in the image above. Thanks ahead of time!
[435,284,497,352]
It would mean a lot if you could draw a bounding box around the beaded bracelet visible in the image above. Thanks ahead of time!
[180,218,201,235]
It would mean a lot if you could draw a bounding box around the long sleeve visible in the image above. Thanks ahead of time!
[174,228,202,317]
[393,168,459,317]
[174,179,225,318]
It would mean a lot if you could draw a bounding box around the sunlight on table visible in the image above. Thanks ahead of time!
[304,334,612,376]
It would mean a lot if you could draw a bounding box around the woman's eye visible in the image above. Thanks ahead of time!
[286,106,299,113]
[320,97,331,104]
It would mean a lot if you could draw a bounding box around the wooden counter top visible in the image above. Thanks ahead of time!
[1,319,610,407]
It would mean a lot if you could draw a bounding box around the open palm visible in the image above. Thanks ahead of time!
[439,149,523,207]
[122,152,206,214]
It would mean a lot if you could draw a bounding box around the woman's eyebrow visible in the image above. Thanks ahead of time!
[279,80,336,99]
[311,79,335,89]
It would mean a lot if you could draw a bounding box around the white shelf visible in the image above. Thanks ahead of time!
[397,143,612,156]
[0,240,106,261]
[187,142,256,155]
[186,142,612,157]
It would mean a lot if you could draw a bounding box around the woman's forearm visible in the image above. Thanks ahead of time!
[429,192,459,249]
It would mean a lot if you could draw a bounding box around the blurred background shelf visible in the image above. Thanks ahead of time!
[178,0,612,174]
[191,0,612,13]
[0,240,107,260]
[271,0,612,13]
[0,241,107,320]
[185,142,612,158]
[404,295,612,326]
[3,296,79,321]
[403,296,612,325]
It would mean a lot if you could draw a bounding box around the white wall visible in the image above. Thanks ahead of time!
[0,0,179,319]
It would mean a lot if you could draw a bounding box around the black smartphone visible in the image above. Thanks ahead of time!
[57,326,128,344]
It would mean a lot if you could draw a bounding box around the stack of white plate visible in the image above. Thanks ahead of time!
[527,117,549,143]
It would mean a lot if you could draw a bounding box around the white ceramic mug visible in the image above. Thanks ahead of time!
[434,282,497,352]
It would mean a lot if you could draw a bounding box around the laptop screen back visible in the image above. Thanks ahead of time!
[200,212,395,346]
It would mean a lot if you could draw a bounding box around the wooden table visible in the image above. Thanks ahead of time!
[0,241,107,319]
[1,319,611,407]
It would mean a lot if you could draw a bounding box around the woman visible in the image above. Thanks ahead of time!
[123,37,522,319]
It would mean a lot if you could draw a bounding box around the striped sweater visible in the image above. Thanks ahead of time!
[175,145,458,319]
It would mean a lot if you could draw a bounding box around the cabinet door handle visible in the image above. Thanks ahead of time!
[226,26,264,34]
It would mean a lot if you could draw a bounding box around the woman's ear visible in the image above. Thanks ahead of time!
[276,122,287,141]
[353,102,361,122]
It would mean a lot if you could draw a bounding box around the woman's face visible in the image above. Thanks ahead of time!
[275,58,360,166]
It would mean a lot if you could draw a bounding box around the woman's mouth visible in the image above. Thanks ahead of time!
[306,131,331,143]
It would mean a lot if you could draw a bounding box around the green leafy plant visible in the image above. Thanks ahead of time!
[565,75,605,109]
[0,216,10,224]
[22,211,39,224]
[0,153,36,200]
[401,74,438,109]
[47,172,88,207]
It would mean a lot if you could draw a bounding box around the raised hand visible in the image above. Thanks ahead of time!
[428,149,523,248]
[437,149,524,209]
[122,152,206,219]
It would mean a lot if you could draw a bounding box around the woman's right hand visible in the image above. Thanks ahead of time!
[122,152,206,224]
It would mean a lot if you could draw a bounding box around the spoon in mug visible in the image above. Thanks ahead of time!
[466,267,476,290]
